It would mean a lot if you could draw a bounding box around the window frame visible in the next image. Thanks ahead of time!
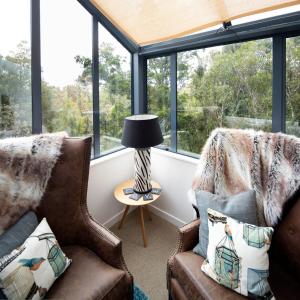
[28,1,300,159]
[30,0,133,159]
[139,14,300,157]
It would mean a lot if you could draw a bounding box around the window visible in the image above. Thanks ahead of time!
[177,39,272,156]
[286,36,300,136]
[147,56,171,149]
[40,0,93,139]
[0,0,297,161]
[0,0,32,138]
[98,24,131,155]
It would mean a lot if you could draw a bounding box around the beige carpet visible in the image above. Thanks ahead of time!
[110,208,178,300]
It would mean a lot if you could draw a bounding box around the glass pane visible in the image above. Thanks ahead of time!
[147,56,171,149]
[286,36,300,136]
[98,24,131,155]
[41,0,93,141]
[0,0,32,138]
[177,39,272,156]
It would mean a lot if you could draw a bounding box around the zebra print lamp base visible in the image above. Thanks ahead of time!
[133,148,152,194]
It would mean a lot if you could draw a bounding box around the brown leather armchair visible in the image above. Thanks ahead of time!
[167,196,300,300]
[36,137,133,300]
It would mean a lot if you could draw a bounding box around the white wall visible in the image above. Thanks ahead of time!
[87,147,198,228]
[150,148,198,226]
[87,148,134,227]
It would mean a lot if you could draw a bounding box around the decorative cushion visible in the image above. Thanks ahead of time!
[0,218,71,300]
[201,208,274,299]
[0,211,38,258]
[193,190,258,258]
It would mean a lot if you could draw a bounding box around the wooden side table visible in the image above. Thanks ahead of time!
[114,179,161,247]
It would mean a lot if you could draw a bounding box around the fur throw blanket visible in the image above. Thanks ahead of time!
[192,128,300,227]
[0,133,67,234]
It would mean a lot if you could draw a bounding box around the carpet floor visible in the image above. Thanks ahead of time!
[110,209,178,300]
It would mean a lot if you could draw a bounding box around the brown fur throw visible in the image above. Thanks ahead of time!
[192,128,300,227]
[0,133,67,233]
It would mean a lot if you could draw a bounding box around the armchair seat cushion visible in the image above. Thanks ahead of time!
[173,251,246,300]
[46,245,129,300]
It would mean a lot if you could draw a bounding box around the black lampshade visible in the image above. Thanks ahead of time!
[121,114,163,148]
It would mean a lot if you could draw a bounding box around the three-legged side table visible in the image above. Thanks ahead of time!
[114,179,161,247]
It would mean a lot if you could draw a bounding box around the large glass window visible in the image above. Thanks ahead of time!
[147,56,171,149]
[177,39,272,155]
[286,36,300,136]
[40,0,93,139]
[0,0,32,138]
[0,0,296,162]
[98,24,131,155]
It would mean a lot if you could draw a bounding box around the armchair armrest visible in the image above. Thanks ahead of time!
[175,218,200,253]
[192,204,200,218]
[77,215,132,279]
[167,218,200,290]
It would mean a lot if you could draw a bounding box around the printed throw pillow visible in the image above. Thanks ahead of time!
[193,190,258,258]
[201,208,273,299]
[0,218,71,300]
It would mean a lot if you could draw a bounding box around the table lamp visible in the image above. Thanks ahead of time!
[121,114,163,194]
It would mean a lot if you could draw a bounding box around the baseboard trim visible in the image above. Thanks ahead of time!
[104,206,136,228]
[148,205,186,227]
[103,204,186,228]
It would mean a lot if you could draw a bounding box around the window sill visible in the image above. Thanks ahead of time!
[151,147,199,165]
[90,146,199,168]
[90,148,134,167]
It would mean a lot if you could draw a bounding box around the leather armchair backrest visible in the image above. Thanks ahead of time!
[37,137,92,246]
[269,195,300,280]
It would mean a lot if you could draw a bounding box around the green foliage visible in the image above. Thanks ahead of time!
[42,83,93,136]
[148,39,284,154]
[0,41,32,137]
[1,37,299,157]
[41,42,131,154]
[286,36,300,135]
[0,41,131,154]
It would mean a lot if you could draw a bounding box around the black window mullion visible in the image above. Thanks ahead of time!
[144,58,148,114]
[133,53,147,114]
[130,54,134,115]
[31,0,42,134]
[92,17,100,157]
[170,53,177,152]
[272,34,286,133]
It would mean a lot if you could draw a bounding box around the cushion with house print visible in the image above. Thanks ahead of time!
[201,208,274,299]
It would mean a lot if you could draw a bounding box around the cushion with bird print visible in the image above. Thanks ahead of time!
[201,208,274,299]
[0,218,71,300]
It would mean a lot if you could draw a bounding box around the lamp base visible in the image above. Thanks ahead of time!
[133,148,152,194]
[133,189,152,195]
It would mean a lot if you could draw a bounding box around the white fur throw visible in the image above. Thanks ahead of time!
[192,128,300,227]
[0,132,67,234]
